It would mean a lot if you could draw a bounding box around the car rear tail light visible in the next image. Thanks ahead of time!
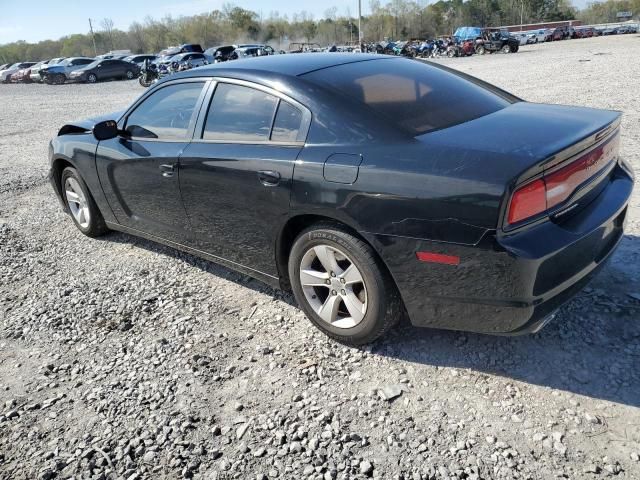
[507,179,546,225]
[506,132,619,226]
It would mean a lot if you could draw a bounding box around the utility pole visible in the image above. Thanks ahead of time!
[88,18,97,56]
[358,0,362,45]
[519,0,525,31]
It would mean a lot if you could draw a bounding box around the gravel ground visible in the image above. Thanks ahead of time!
[1,35,639,480]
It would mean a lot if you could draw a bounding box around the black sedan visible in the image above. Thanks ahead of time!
[68,58,140,83]
[48,54,634,345]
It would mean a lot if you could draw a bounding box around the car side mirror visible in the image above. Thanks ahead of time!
[93,120,119,141]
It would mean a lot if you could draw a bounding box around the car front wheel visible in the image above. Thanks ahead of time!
[61,167,108,237]
[87,73,97,83]
[288,224,402,345]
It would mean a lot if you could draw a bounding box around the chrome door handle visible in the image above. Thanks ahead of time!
[159,164,176,178]
[258,170,281,186]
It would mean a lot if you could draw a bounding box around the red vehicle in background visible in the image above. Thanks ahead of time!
[10,66,33,83]
[447,39,475,57]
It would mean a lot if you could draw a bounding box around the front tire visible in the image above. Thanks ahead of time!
[501,44,511,53]
[125,70,134,80]
[288,224,402,345]
[61,167,108,237]
[87,73,97,83]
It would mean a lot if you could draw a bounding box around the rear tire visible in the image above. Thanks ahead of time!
[61,167,108,238]
[501,44,511,53]
[125,70,134,80]
[476,45,486,55]
[288,223,403,345]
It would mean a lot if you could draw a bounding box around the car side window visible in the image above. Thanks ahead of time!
[125,82,205,140]
[202,83,278,142]
[271,101,303,142]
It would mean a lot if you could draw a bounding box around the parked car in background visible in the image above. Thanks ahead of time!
[526,30,547,43]
[30,58,64,82]
[1,62,37,83]
[179,43,204,53]
[475,30,520,54]
[551,28,564,41]
[168,52,208,69]
[513,32,530,45]
[68,58,140,83]
[124,54,157,66]
[231,46,275,59]
[40,57,95,84]
[0,63,10,70]
[204,45,237,62]
[10,65,36,83]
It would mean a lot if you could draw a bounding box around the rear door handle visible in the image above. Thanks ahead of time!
[258,170,281,186]
[159,163,176,178]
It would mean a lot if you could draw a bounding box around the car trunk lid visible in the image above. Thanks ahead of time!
[417,102,622,228]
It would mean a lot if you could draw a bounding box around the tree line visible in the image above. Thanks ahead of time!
[0,0,636,63]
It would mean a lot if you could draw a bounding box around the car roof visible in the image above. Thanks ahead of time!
[174,53,386,78]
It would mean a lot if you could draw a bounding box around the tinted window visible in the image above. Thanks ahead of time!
[302,58,513,135]
[126,82,204,139]
[202,83,278,141]
[271,101,303,142]
[74,59,93,66]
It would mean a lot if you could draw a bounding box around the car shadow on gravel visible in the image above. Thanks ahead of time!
[373,234,640,408]
[98,231,298,305]
[101,230,639,407]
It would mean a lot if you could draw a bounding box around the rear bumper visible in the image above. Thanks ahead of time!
[375,162,633,335]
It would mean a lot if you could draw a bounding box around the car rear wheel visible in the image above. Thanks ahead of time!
[61,167,108,237]
[288,224,402,345]
[125,70,134,80]
[87,73,97,83]
[475,45,486,55]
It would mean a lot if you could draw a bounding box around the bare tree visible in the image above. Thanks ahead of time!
[101,18,115,51]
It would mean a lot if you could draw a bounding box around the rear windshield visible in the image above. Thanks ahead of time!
[302,58,515,136]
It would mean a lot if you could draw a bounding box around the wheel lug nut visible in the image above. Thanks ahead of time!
[341,289,346,296]
[340,278,346,284]
[332,290,337,296]
[325,279,331,285]
[330,271,336,277]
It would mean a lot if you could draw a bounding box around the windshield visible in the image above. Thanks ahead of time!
[303,58,516,136]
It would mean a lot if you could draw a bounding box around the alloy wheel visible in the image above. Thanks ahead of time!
[299,244,368,329]
[64,177,91,228]
[126,70,134,79]
[88,74,97,83]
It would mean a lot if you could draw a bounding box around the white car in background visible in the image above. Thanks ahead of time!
[513,32,530,45]
[1,62,37,83]
[527,29,551,43]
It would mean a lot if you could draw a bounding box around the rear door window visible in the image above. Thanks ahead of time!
[271,101,303,142]
[202,83,278,141]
